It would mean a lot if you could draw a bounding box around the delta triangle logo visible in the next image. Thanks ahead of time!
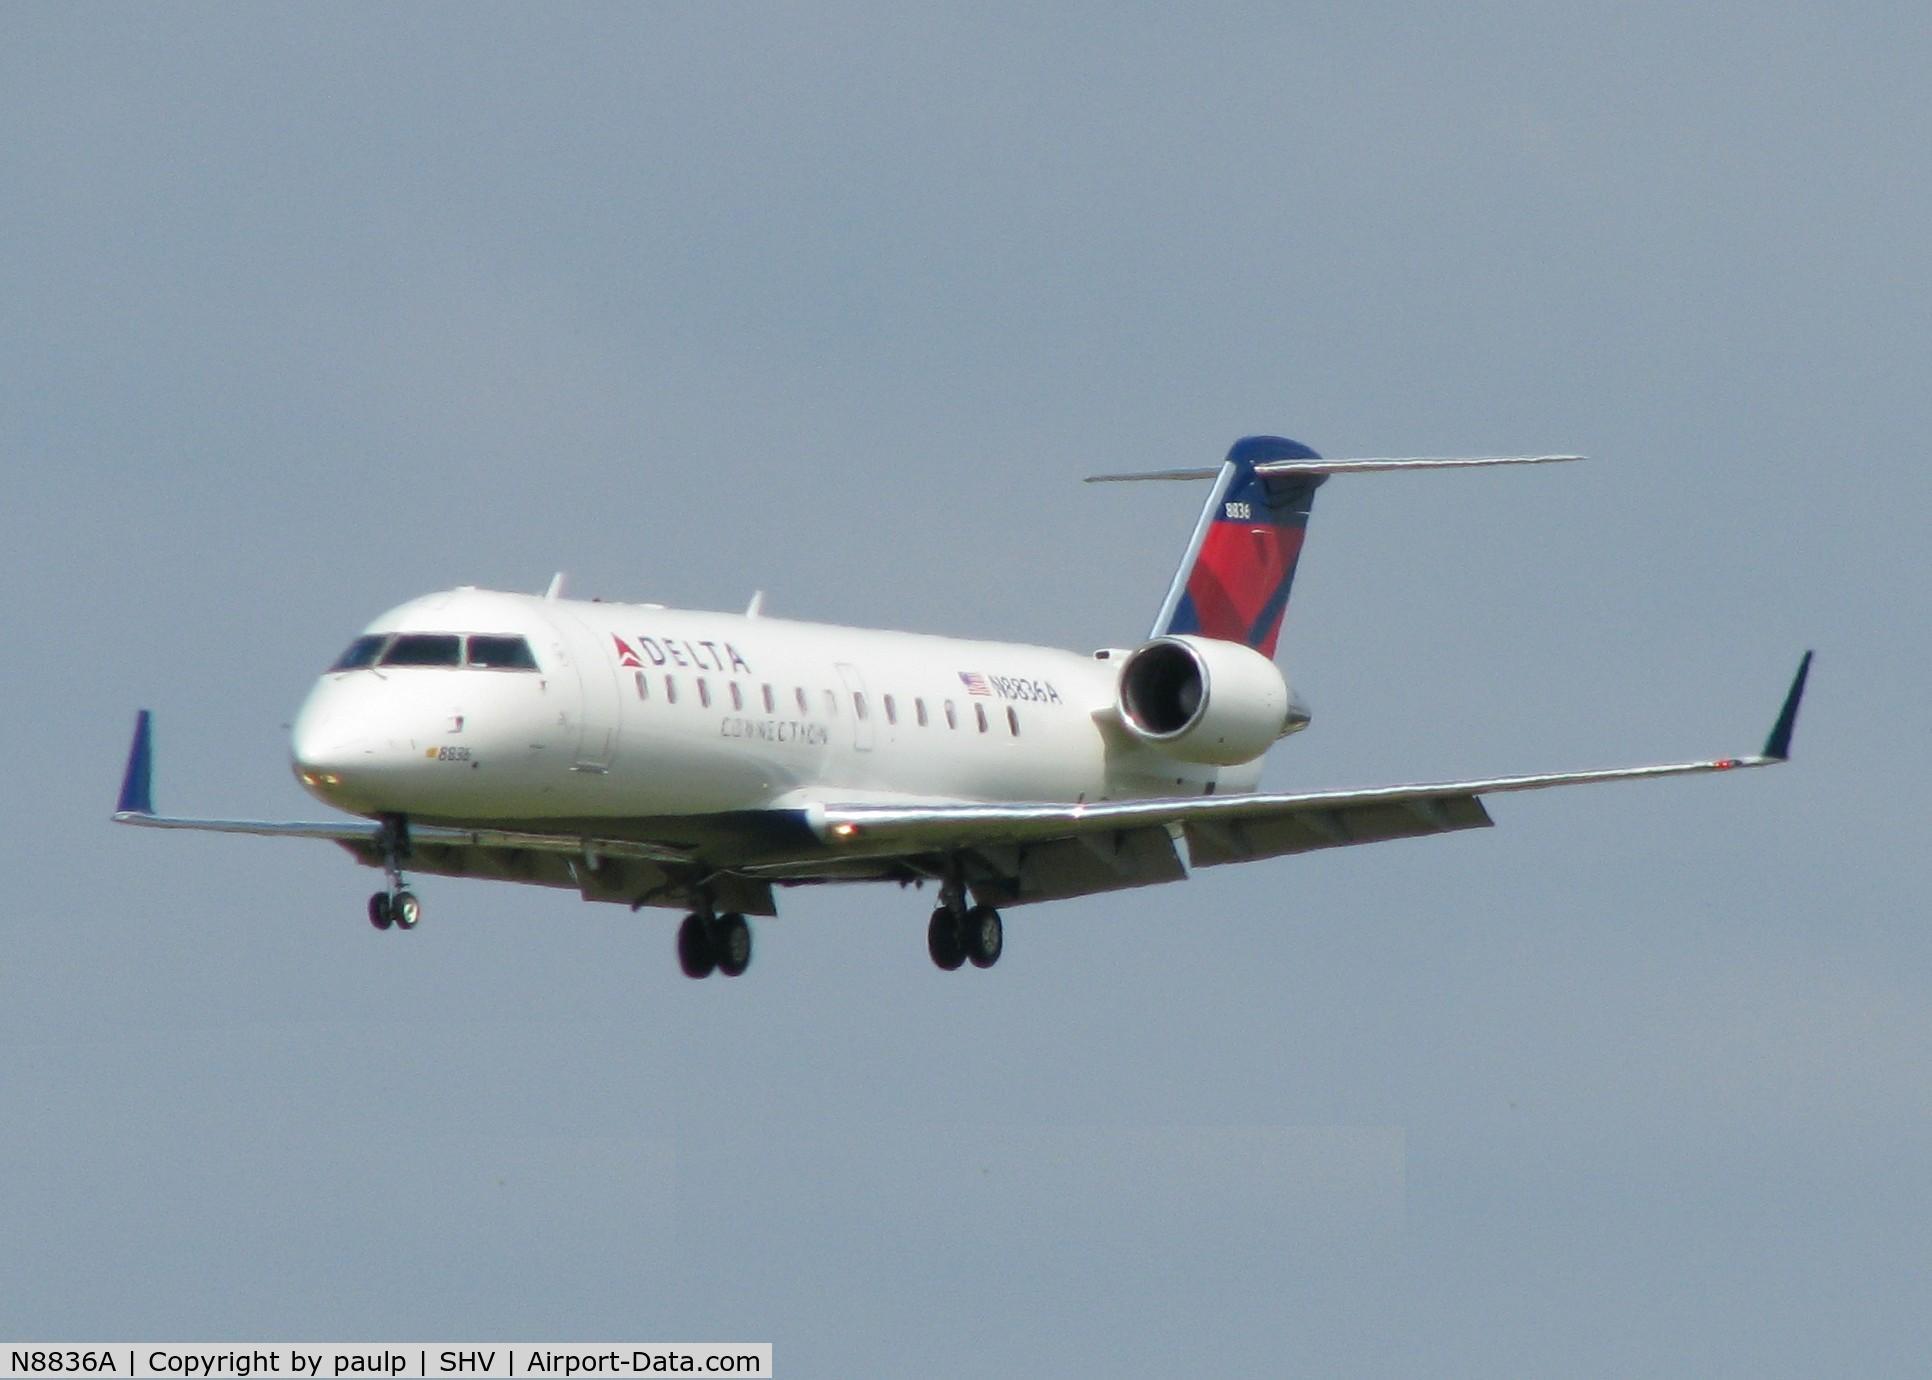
[611,634,644,669]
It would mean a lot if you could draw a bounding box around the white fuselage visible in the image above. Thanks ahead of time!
[291,587,1258,826]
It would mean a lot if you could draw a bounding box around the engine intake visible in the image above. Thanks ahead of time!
[1115,635,1292,766]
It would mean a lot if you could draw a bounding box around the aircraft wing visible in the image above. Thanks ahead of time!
[115,808,695,866]
[788,653,1812,907]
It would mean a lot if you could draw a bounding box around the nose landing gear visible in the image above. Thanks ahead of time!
[365,816,421,932]
[366,889,422,930]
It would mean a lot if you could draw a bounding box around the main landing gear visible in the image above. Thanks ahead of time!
[678,911,753,979]
[366,816,420,932]
[927,901,1003,972]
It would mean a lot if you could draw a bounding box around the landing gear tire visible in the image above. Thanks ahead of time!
[963,905,1003,968]
[677,912,717,979]
[713,913,752,977]
[392,891,421,930]
[368,892,393,931]
[927,907,966,971]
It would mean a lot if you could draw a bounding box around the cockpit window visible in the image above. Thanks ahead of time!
[336,631,537,671]
[381,633,462,667]
[466,635,539,670]
[330,634,389,672]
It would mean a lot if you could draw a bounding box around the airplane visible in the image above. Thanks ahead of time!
[113,435,1810,978]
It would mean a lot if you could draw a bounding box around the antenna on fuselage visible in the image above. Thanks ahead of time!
[543,572,567,600]
[745,590,766,618]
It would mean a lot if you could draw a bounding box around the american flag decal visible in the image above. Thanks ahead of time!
[959,671,991,696]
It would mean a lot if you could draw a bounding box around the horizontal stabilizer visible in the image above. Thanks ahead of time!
[1086,455,1583,483]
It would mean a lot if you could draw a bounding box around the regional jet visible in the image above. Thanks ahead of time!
[114,436,1810,977]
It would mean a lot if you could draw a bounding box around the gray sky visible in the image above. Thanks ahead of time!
[2,4,1926,1375]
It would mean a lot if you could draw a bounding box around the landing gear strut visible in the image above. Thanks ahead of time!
[678,911,753,979]
[367,816,420,932]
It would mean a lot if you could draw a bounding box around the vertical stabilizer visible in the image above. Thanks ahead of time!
[1151,436,1326,658]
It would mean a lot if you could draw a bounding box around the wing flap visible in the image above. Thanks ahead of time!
[1181,793,1493,866]
[980,826,1188,905]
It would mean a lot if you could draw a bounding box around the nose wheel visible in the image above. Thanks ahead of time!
[365,816,421,932]
[367,888,421,931]
[392,890,421,929]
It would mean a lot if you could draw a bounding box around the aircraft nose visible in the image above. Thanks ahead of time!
[290,687,371,795]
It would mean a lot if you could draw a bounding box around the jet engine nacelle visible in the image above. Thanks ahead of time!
[1114,634,1297,766]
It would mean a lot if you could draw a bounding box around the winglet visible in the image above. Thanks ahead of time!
[1762,651,1813,761]
[117,710,155,816]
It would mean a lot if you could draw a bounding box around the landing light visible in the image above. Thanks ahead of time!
[832,822,859,838]
[299,771,342,787]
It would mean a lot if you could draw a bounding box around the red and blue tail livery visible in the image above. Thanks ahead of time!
[1154,435,1326,658]
[1092,435,1590,660]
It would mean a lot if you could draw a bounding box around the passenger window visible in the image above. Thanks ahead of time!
[945,700,958,730]
[698,678,711,708]
[729,683,743,711]
[635,671,649,701]
[665,675,678,704]
[883,694,897,725]
[1007,706,1020,735]
[853,691,869,721]
[975,704,989,734]
[915,698,928,727]
[466,635,538,670]
[329,634,388,672]
[796,687,809,714]
[381,633,461,667]
[823,689,837,717]
[763,684,775,713]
